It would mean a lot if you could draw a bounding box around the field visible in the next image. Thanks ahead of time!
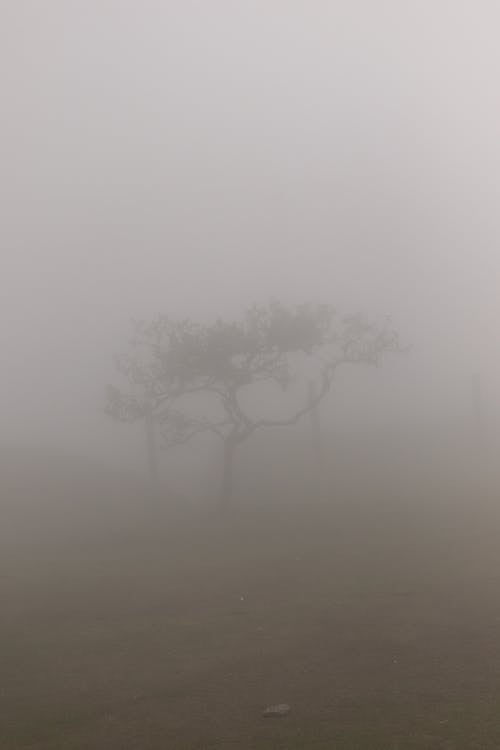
[2,448,500,749]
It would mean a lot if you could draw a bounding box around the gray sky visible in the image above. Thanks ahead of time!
[2,2,500,467]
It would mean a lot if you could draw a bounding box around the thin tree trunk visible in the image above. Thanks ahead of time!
[308,379,326,501]
[144,405,160,490]
[308,379,324,473]
[220,439,235,512]
[471,373,485,450]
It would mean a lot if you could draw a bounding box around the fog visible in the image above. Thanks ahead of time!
[4,4,500,747]
[1,2,499,476]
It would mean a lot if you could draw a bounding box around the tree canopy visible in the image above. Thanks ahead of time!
[106,301,401,506]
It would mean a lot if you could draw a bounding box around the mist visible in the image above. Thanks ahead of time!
[2,3,500,748]
[2,2,500,466]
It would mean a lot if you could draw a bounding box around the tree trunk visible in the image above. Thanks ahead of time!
[308,379,326,501]
[219,439,236,512]
[308,379,324,473]
[144,405,160,490]
[471,373,485,450]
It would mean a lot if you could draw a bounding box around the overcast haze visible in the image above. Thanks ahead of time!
[2,2,500,469]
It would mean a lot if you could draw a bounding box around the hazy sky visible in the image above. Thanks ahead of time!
[2,2,500,465]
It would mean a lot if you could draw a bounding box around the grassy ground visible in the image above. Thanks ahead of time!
[3,481,500,749]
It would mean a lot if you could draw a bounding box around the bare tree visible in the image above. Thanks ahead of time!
[106,301,401,510]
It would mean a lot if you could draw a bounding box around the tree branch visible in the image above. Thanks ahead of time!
[247,363,337,435]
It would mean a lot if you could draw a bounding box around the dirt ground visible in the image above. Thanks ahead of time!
[3,483,500,749]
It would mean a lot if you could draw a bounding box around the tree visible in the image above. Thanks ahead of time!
[106,301,401,510]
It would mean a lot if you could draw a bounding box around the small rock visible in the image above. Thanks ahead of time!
[262,703,291,718]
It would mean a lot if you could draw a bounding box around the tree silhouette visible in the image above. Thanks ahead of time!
[106,301,401,509]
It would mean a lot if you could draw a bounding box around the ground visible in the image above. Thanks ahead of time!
[2,484,500,749]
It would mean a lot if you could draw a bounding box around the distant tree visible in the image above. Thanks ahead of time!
[106,301,401,510]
